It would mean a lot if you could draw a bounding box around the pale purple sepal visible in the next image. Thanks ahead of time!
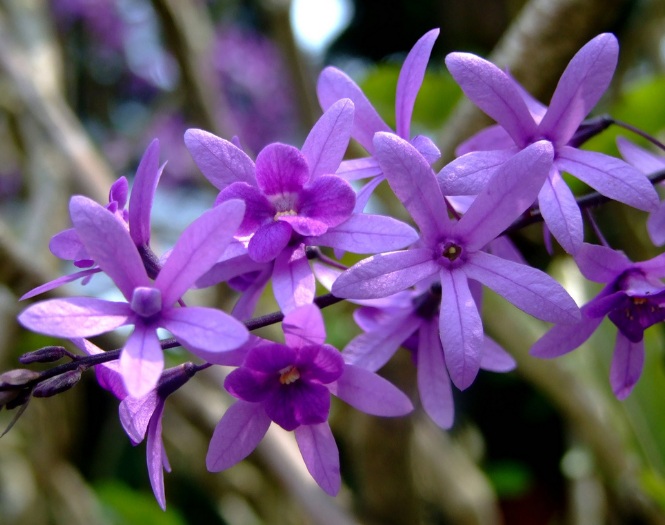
[155,199,246,306]
[184,128,257,189]
[160,306,248,361]
[439,269,482,390]
[610,335,644,400]
[538,34,618,145]
[70,195,149,300]
[121,327,165,399]
[538,169,584,254]
[437,149,516,195]
[352,175,385,213]
[129,139,163,247]
[272,244,316,313]
[342,312,420,371]
[574,243,631,283]
[146,401,169,510]
[49,228,88,262]
[373,132,450,243]
[455,125,513,156]
[301,98,354,180]
[456,141,553,250]
[480,337,516,372]
[464,251,580,324]
[119,391,160,444]
[18,297,132,338]
[317,66,390,153]
[71,337,126,399]
[417,318,454,429]
[647,203,665,246]
[20,268,102,300]
[332,249,439,299]
[617,136,665,173]
[315,213,418,253]
[336,157,382,181]
[294,422,341,496]
[395,28,439,139]
[445,52,536,148]
[283,303,326,349]
[328,363,413,416]
[530,304,604,358]
[206,400,271,471]
[556,146,658,212]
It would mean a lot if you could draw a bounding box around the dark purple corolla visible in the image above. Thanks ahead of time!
[532,243,665,399]
[206,304,413,495]
[439,34,658,254]
[333,134,580,390]
[186,99,419,313]
[18,196,249,397]
[317,29,441,210]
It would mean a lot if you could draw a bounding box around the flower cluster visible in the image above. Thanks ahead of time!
[10,29,665,507]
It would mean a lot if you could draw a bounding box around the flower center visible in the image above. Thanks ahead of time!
[130,286,163,318]
[270,192,299,221]
[441,241,462,261]
[274,209,298,219]
[278,365,300,385]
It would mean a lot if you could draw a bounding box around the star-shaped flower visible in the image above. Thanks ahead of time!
[19,197,249,397]
[333,134,580,389]
[440,34,659,253]
[531,243,665,399]
[205,304,413,495]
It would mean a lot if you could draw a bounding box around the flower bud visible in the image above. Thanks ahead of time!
[33,369,82,398]
[19,346,68,364]
[0,369,40,388]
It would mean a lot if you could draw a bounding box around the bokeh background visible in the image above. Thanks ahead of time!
[1,0,665,523]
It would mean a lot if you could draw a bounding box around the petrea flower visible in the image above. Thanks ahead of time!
[531,243,665,399]
[342,281,516,429]
[205,304,413,495]
[23,139,165,300]
[440,34,659,254]
[617,137,665,246]
[186,99,419,313]
[333,134,580,390]
[317,28,441,210]
[18,196,249,397]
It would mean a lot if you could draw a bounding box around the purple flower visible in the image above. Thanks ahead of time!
[617,137,665,246]
[440,34,659,254]
[333,134,580,390]
[18,196,249,398]
[205,304,413,495]
[317,29,441,210]
[531,243,665,399]
[187,100,419,313]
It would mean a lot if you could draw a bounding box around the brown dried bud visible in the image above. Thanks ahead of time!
[19,346,68,364]
[33,369,82,398]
